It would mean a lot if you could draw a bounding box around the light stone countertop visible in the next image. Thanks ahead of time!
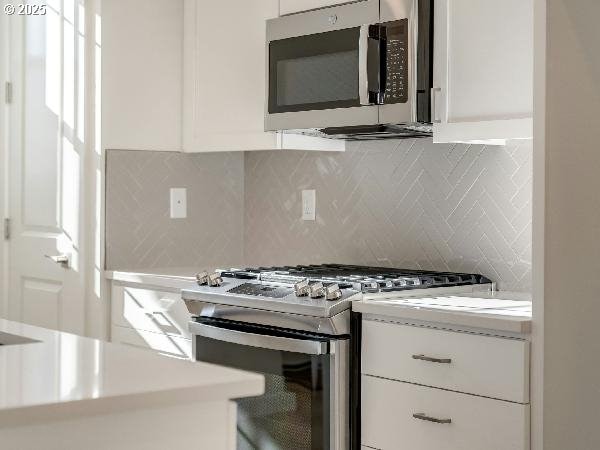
[105,267,202,290]
[106,269,532,334]
[353,291,532,334]
[0,318,264,427]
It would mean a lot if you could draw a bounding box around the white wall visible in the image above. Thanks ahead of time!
[531,1,545,449]
[542,1,600,448]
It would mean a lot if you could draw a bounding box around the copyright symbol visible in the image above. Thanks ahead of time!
[4,4,15,15]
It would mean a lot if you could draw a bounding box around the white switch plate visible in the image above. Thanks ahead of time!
[170,188,187,219]
[302,190,316,221]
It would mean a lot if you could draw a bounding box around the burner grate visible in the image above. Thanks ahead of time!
[219,264,491,294]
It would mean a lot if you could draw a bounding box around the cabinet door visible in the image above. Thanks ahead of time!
[182,0,280,152]
[103,0,183,151]
[280,0,353,16]
[432,0,533,144]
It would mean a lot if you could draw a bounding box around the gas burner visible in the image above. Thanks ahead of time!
[218,264,491,294]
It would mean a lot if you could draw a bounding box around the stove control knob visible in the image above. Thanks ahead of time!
[207,272,223,287]
[325,283,343,301]
[196,271,209,285]
[294,279,310,297]
[309,282,325,299]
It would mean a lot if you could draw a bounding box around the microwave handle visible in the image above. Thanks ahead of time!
[189,321,330,355]
[359,25,385,105]
[358,25,371,105]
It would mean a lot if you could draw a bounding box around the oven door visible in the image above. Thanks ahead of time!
[190,318,349,450]
[265,0,381,131]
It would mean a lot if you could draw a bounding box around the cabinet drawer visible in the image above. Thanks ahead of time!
[362,375,530,450]
[111,285,191,340]
[362,320,529,403]
[111,325,192,359]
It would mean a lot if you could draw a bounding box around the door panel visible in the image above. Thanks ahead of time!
[8,1,86,333]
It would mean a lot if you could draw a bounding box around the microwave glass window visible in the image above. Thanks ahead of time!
[269,27,361,113]
[276,50,359,106]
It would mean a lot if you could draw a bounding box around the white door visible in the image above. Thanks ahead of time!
[6,0,86,333]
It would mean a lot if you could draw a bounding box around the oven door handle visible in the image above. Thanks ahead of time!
[189,321,330,355]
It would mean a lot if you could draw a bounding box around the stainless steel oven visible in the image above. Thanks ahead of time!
[190,318,349,450]
[265,0,434,139]
[184,265,492,450]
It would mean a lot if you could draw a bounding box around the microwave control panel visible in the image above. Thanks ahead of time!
[383,19,409,104]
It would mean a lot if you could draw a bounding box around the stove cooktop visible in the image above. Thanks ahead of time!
[182,264,494,335]
[219,264,492,294]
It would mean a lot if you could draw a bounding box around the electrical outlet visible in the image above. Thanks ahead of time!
[302,190,316,221]
[170,188,187,219]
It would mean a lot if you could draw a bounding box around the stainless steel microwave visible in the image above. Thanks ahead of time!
[265,0,433,140]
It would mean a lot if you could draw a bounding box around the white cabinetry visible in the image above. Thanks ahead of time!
[432,0,533,144]
[182,0,279,152]
[102,0,183,151]
[362,376,530,450]
[110,283,192,359]
[103,0,345,152]
[279,0,352,15]
[361,319,531,450]
[182,0,344,152]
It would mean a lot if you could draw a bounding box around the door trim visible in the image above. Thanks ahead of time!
[0,0,9,317]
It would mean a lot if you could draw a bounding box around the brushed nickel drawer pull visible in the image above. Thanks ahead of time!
[413,413,452,424]
[412,354,452,364]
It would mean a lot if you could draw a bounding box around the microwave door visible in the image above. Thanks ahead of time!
[265,1,380,131]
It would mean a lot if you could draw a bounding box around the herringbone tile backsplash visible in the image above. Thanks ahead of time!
[244,138,532,291]
[106,150,245,269]
[106,138,532,292]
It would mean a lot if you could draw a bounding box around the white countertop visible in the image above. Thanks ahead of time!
[105,267,200,290]
[0,319,264,427]
[353,291,532,334]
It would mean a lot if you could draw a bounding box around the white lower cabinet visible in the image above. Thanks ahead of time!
[361,319,531,450]
[362,375,530,450]
[110,283,192,359]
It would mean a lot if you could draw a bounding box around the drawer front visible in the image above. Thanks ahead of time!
[111,284,191,339]
[111,325,192,359]
[362,320,529,403]
[362,375,530,450]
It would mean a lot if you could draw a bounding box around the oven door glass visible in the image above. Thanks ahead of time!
[269,27,361,114]
[193,318,343,450]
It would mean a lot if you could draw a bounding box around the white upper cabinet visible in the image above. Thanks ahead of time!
[103,0,345,153]
[182,0,345,152]
[279,0,353,15]
[432,0,533,144]
[182,0,281,152]
[102,0,184,151]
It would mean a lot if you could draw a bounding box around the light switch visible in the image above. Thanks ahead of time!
[302,190,316,221]
[170,188,187,219]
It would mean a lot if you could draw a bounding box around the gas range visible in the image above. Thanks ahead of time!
[182,264,493,335]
